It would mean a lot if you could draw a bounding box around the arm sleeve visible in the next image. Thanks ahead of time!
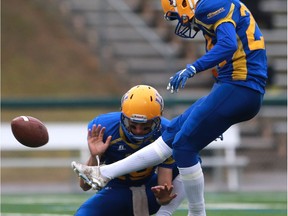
[192,22,238,72]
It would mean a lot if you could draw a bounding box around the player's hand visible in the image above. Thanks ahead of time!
[167,64,196,93]
[151,184,177,205]
[88,124,112,157]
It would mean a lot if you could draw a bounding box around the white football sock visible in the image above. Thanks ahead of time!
[178,163,206,216]
[101,137,172,179]
[156,175,186,216]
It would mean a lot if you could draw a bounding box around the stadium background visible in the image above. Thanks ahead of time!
[1,0,287,215]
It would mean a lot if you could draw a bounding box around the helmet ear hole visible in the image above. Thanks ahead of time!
[182,0,187,7]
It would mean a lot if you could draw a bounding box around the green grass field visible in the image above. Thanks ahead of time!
[1,192,286,216]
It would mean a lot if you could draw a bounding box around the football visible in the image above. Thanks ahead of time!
[11,116,49,148]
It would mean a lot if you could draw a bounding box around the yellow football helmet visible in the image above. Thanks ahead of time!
[120,85,164,142]
[161,0,200,38]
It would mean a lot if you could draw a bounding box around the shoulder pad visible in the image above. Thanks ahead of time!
[196,0,233,25]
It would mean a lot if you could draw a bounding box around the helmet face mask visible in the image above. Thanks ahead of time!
[162,0,200,38]
[121,114,161,142]
[174,16,199,38]
[120,85,164,143]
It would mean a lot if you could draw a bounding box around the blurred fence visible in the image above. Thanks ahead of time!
[1,96,287,193]
[2,96,286,109]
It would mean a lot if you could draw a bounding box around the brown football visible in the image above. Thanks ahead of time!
[11,116,49,148]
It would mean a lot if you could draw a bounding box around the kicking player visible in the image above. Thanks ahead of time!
[72,85,185,216]
[73,0,267,215]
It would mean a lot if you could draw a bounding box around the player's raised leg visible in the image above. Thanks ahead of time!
[72,137,173,189]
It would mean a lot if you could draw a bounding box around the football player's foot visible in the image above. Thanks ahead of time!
[71,158,109,190]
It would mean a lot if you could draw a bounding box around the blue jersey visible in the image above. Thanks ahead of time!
[88,112,174,186]
[192,0,267,94]
[75,113,177,215]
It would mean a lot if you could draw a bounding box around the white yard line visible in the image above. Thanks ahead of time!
[3,198,285,210]
[178,202,285,210]
[206,203,285,210]
[2,197,84,204]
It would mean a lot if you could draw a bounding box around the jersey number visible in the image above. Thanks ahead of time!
[242,5,265,50]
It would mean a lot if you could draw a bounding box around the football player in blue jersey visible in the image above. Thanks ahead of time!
[72,85,185,216]
[72,0,268,215]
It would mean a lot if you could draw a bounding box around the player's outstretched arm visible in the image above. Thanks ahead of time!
[153,167,177,205]
[155,175,186,216]
[152,184,177,205]
[88,124,112,157]
[167,65,196,93]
